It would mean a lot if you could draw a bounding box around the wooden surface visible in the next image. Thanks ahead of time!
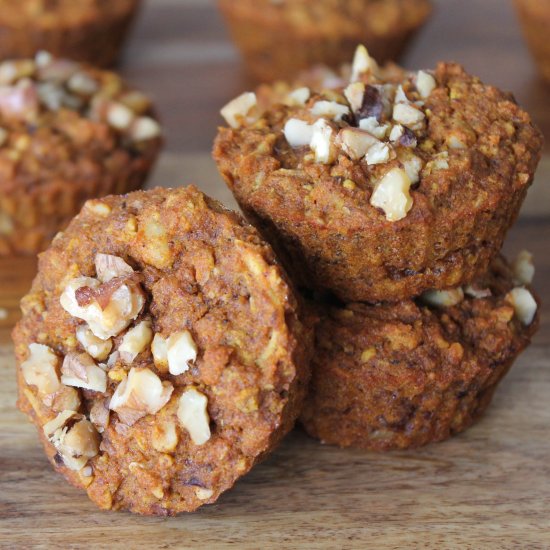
[1,0,550,548]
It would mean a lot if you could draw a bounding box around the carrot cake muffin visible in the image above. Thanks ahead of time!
[300,254,539,450]
[514,0,550,84]
[0,52,161,255]
[13,186,313,515]
[0,0,141,67]
[13,186,312,515]
[218,0,432,82]
[214,46,543,302]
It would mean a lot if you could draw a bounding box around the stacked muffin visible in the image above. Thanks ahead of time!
[213,45,543,450]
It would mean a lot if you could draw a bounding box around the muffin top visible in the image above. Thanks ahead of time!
[0,52,160,192]
[13,186,311,515]
[217,45,542,226]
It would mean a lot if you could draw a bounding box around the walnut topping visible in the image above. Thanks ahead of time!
[177,388,211,446]
[61,352,107,393]
[310,100,350,122]
[286,87,310,106]
[67,72,99,95]
[464,285,492,299]
[129,116,161,142]
[392,102,425,131]
[506,287,537,326]
[167,331,198,375]
[94,253,134,283]
[343,82,365,113]
[416,70,437,98]
[512,250,535,285]
[400,153,424,184]
[60,275,145,340]
[338,127,378,160]
[76,325,112,361]
[21,343,61,395]
[358,116,390,139]
[119,320,153,364]
[89,399,110,433]
[106,101,135,130]
[350,45,378,82]
[43,411,100,471]
[220,92,257,128]
[421,288,465,308]
[310,119,335,164]
[151,333,169,371]
[284,118,313,148]
[365,141,391,165]
[152,420,179,453]
[109,367,173,426]
[370,167,413,222]
[195,487,214,500]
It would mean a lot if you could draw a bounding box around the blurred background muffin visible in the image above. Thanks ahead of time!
[0,0,141,67]
[0,53,161,255]
[514,0,550,84]
[217,0,432,82]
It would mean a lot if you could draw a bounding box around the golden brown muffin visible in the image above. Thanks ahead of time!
[0,53,161,255]
[218,0,432,82]
[0,0,141,67]
[300,254,540,451]
[213,47,543,303]
[514,0,550,84]
[13,186,313,516]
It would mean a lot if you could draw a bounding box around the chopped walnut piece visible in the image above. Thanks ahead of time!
[129,116,161,142]
[284,118,313,148]
[343,82,365,113]
[358,116,390,139]
[177,388,211,446]
[60,276,145,340]
[152,420,179,453]
[512,250,535,285]
[167,330,198,375]
[416,70,437,98]
[119,319,154,364]
[94,253,134,283]
[76,325,112,361]
[89,398,110,433]
[506,287,537,326]
[310,100,350,122]
[286,87,310,106]
[195,487,214,500]
[393,103,425,131]
[61,352,107,393]
[370,167,413,222]
[310,119,335,164]
[350,45,378,82]
[220,92,257,129]
[464,285,492,299]
[21,343,61,395]
[421,288,465,308]
[109,367,174,426]
[400,153,424,184]
[338,127,378,160]
[365,142,391,166]
[43,410,100,471]
[106,101,135,130]
[151,333,169,371]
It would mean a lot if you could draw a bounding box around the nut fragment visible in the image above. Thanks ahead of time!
[358,116,390,139]
[343,82,365,113]
[351,45,378,82]
[61,352,107,393]
[60,276,145,340]
[310,119,334,164]
[177,388,211,446]
[167,330,198,375]
[400,154,424,184]
[95,253,134,283]
[310,100,350,122]
[21,343,61,395]
[421,288,465,308]
[106,101,134,130]
[89,399,110,433]
[370,167,413,222]
[119,320,153,364]
[338,127,378,160]
[76,325,112,361]
[416,70,437,98]
[283,118,313,148]
[195,487,214,500]
[129,116,161,142]
[393,103,425,130]
[43,411,100,471]
[109,367,174,426]
[506,287,537,326]
[151,333,169,371]
[151,420,179,453]
[464,285,492,299]
[220,92,257,129]
[365,141,390,165]
[286,87,310,106]
[512,250,535,285]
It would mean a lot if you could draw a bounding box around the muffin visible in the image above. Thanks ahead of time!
[301,254,539,451]
[213,46,543,303]
[218,0,432,82]
[0,0,141,67]
[13,186,313,515]
[514,0,550,84]
[0,52,161,256]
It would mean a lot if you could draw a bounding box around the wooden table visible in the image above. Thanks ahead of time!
[1,0,549,548]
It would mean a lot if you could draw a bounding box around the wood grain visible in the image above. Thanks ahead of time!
[1,0,550,548]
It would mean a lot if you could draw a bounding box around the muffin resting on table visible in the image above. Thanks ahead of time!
[514,0,550,84]
[214,46,543,303]
[0,52,161,256]
[301,254,539,451]
[0,0,141,67]
[13,186,313,515]
[218,0,432,82]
